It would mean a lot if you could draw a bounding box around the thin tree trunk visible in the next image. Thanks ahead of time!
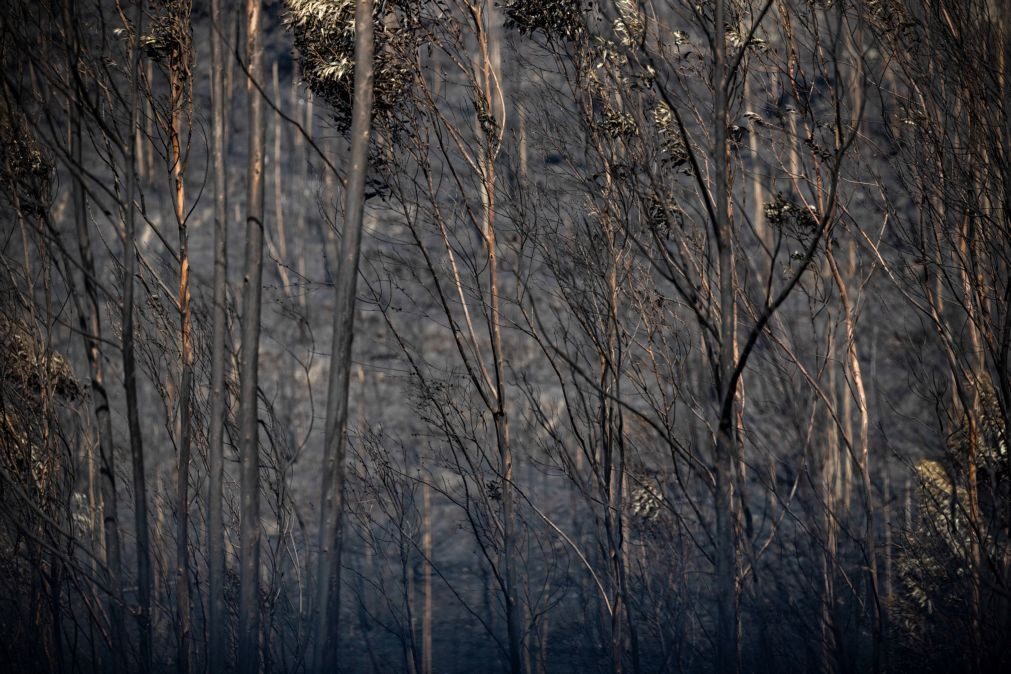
[820,332,839,674]
[171,36,194,674]
[155,488,168,644]
[295,86,312,312]
[826,247,879,673]
[714,0,738,671]
[403,525,420,674]
[619,468,640,674]
[516,94,527,184]
[744,76,766,247]
[64,8,125,665]
[475,5,522,671]
[271,61,292,298]
[135,96,146,187]
[238,0,267,668]
[145,59,155,182]
[123,2,151,669]
[422,480,433,674]
[490,109,523,674]
[208,0,229,670]
[997,4,1011,652]
[225,3,238,148]
[313,0,375,670]
[72,79,125,674]
[957,215,984,674]
[536,587,549,674]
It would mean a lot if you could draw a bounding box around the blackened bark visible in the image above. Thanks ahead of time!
[313,0,375,670]
[238,0,266,669]
[713,1,739,672]
[207,0,229,670]
[123,1,151,669]
[70,67,125,674]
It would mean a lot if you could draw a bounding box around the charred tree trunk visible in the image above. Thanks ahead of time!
[170,21,194,674]
[123,1,152,669]
[714,1,739,673]
[422,480,433,674]
[66,7,125,667]
[312,0,375,670]
[207,0,229,671]
[238,0,266,669]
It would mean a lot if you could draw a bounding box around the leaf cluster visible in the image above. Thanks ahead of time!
[140,0,193,71]
[0,106,52,218]
[285,0,422,136]
[504,0,591,42]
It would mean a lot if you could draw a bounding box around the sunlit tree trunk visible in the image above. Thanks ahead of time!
[168,8,195,669]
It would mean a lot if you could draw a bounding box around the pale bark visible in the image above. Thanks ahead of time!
[171,33,194,674]
[826,247,879,672]
[271,60,293,298]
[473,5,522,670]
